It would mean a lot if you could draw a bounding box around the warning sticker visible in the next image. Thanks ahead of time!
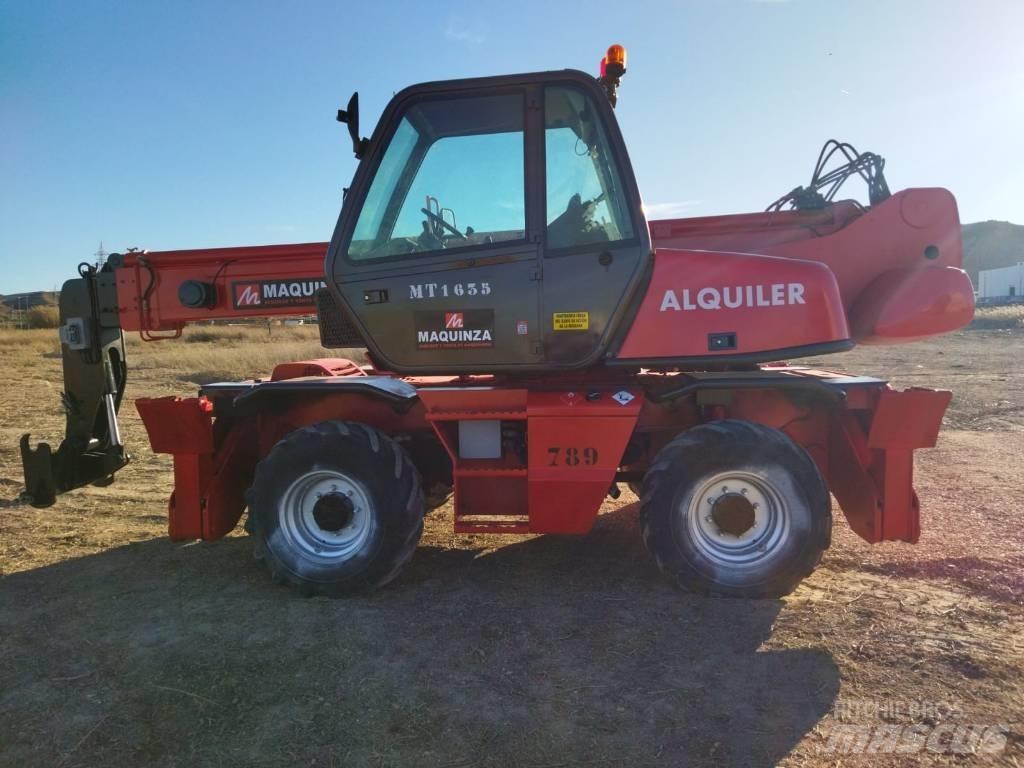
[552,311,589,331]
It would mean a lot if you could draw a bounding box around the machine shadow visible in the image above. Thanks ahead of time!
[0,502,838,767]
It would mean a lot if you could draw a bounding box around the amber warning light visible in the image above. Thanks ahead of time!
[602,44,627,74]
[598,44,628,107]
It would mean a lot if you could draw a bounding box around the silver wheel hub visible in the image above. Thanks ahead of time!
[278,469,373,561]
[685,471,788,567]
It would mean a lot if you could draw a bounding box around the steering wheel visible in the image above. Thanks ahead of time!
[421,207,467,240]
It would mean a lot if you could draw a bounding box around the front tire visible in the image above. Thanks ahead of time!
[247,421,424,596]
[640,420,830,598]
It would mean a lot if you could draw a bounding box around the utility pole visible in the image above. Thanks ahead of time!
[13,295,27,330]
[94,241,108,270]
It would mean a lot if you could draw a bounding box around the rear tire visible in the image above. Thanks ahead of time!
[640,420,830,598]
[247,421,424,596]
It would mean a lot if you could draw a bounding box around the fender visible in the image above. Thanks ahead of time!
[206,374,420,413]
[138,374,422,541]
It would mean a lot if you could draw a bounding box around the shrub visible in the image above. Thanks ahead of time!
[184,325,273,344]
[969,305,1024,330]
[26,306,60,329]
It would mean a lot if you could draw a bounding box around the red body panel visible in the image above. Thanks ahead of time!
[617,249,849,360]
[525,390,642,533]
[136,397,222,540]
[270,358,366,381]
[415,387,640,535]
[136,395,256,541]
[828,387,950,543]
[849,267,974,344]
[650,189,962,307]
[649,189,974,346]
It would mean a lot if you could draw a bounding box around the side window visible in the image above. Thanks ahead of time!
[347,93,526,261]
[349,118,418,256]
[544,86,635,251]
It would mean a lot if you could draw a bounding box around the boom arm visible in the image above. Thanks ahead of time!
[110,242,328,336]
[20,242,330,506]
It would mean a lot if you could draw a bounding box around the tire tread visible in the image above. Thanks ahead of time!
[247,420,424,597]
[639,419,831,598]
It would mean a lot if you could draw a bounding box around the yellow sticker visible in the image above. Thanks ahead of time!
[552,311,589,331]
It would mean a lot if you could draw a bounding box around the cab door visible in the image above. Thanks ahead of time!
[326,88,543,373]
[538,83,651,366]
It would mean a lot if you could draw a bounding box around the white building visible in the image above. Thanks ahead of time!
[977,263,1024,300]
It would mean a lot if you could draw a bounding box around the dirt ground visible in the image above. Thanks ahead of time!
[0,326,1021,767]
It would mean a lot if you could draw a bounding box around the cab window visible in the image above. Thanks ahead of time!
[347,93,526,261]
[544,85,635,250]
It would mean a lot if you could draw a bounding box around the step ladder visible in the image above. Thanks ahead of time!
[423,390,530,534]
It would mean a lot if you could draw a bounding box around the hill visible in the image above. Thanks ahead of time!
[961,220,1024,285]
[0,292,60,324]
[1,291,59,311]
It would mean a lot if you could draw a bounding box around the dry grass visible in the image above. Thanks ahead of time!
[127,325,363,384]
[0,325,1022,767]
[970,303,1024,329]
[0,328,61,350]
[0,326,365,385]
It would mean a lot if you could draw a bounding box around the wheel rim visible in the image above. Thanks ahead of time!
[278,469,374,561]
[684,471,789,567]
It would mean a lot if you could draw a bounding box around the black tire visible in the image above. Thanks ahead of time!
[247,420,424,596]
[640,420,830,598]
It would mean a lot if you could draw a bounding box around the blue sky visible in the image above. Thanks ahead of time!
[1,0,1021,294]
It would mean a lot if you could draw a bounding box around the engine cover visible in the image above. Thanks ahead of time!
[615,248,850,363]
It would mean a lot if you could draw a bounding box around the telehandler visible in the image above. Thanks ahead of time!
[21,46,975,597]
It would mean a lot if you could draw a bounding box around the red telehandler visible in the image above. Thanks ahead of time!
[21,46,974,597]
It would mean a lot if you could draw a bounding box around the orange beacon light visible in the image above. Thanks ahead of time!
[598,44,627,106]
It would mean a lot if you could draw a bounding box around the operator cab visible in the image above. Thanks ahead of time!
[326,66,651,373]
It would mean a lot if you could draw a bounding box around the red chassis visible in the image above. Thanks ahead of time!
[108,188,970,550]
[137,364,949,546]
